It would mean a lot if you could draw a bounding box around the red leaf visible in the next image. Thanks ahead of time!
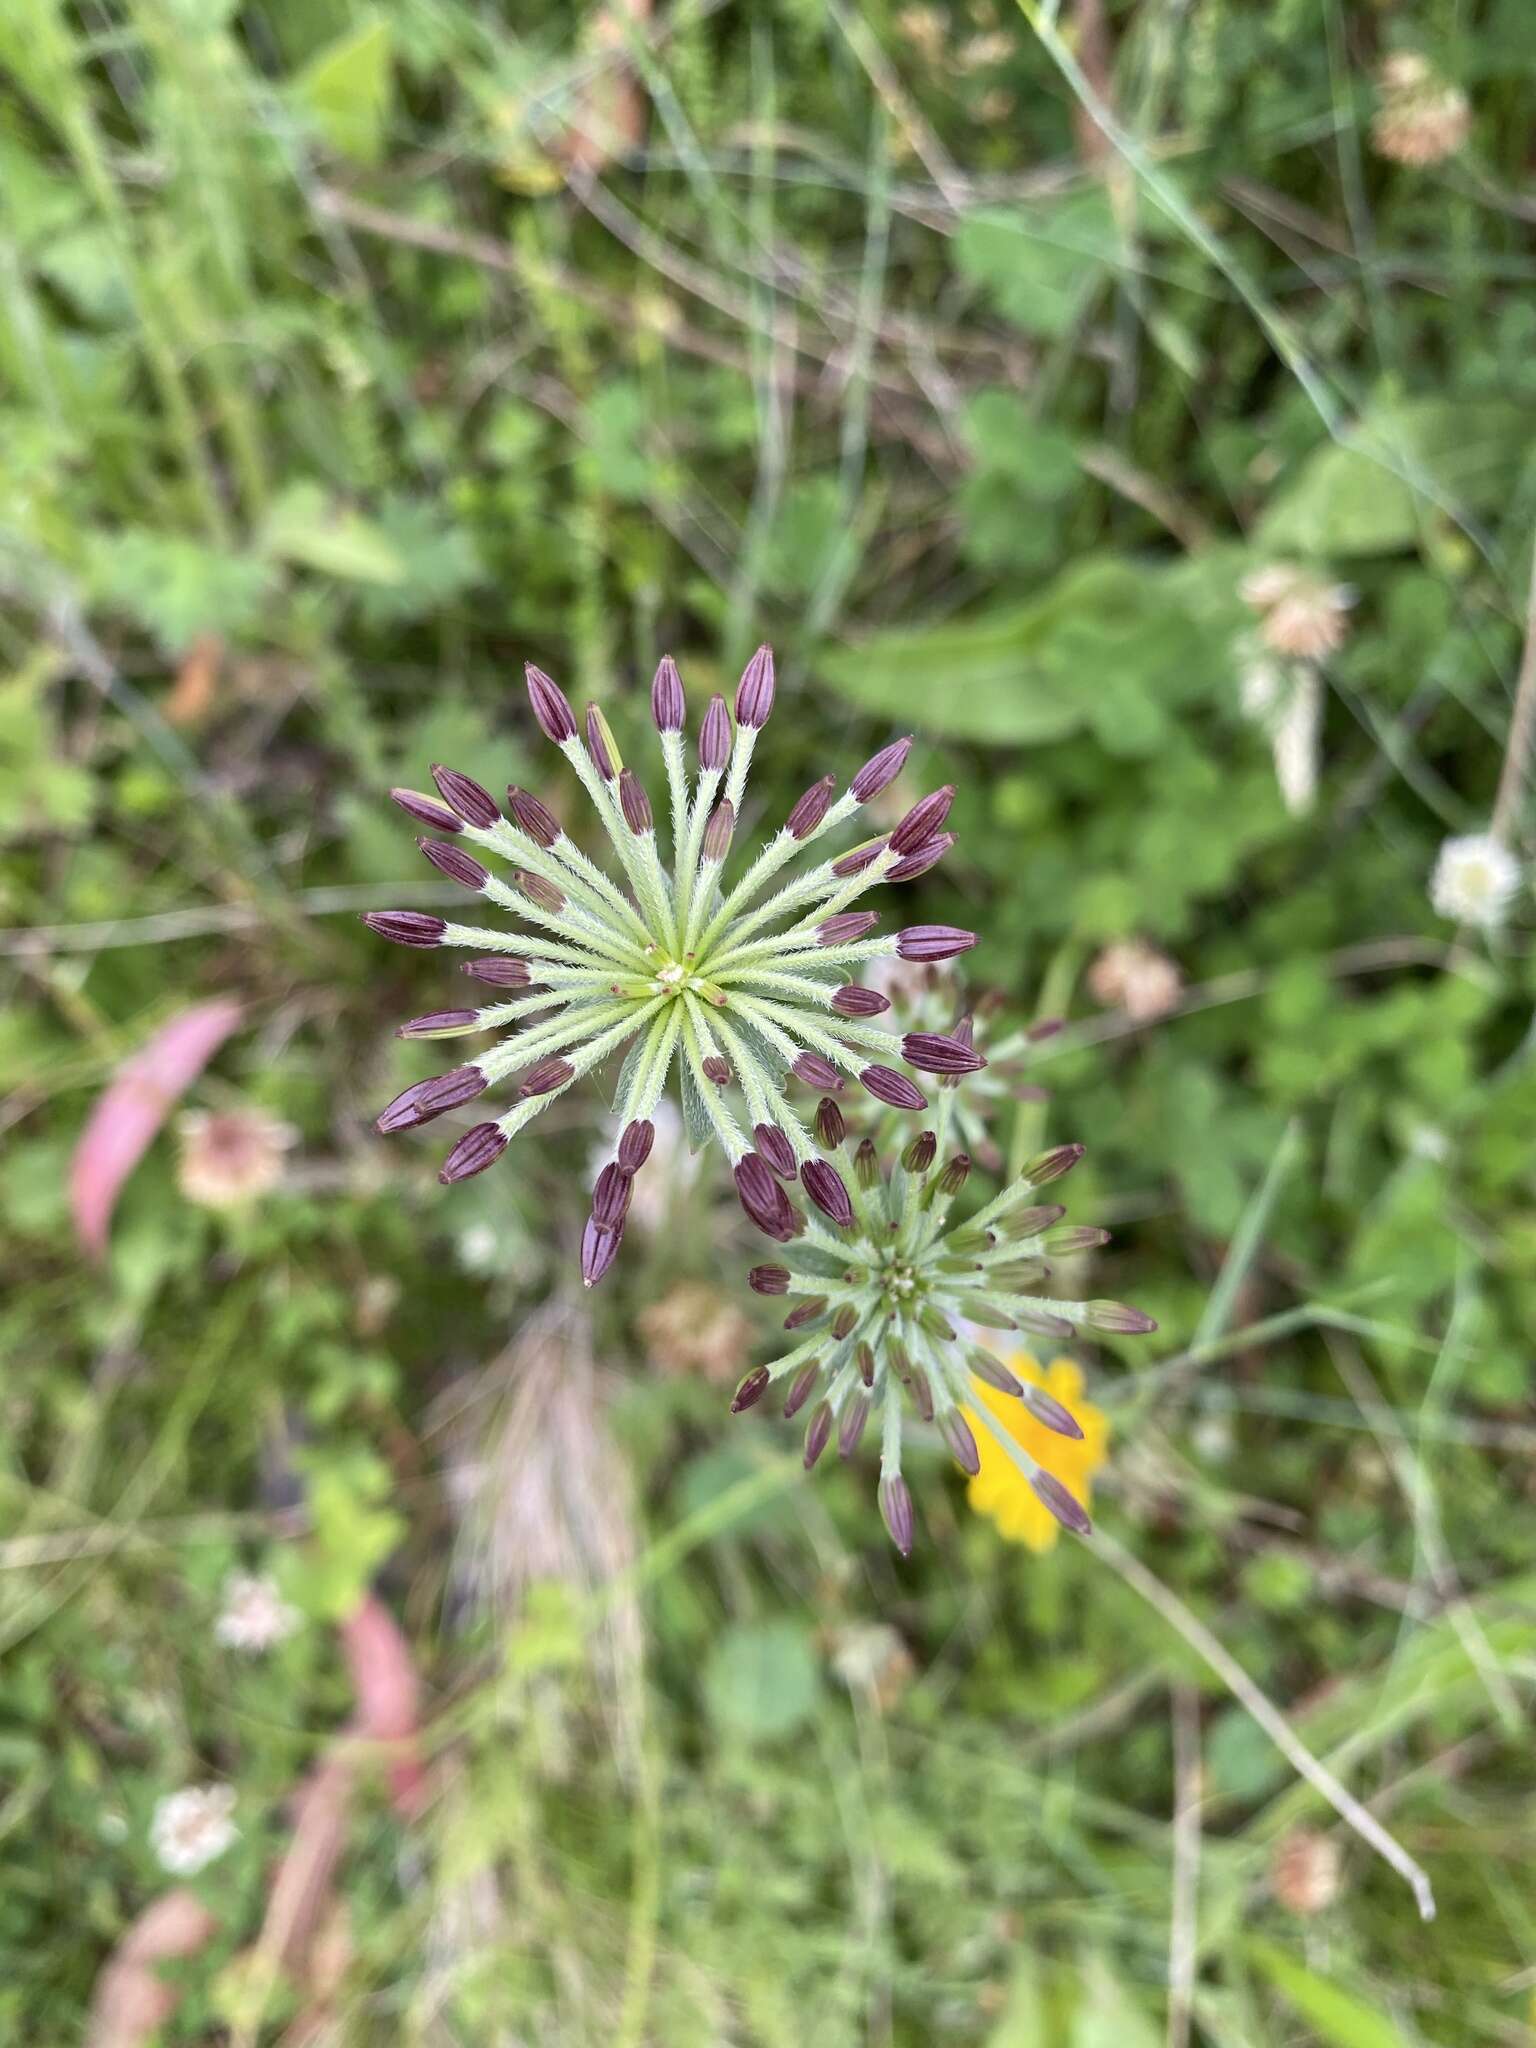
[71,999,242,1258]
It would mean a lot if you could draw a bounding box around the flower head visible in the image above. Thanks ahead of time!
[176,1107,296,1209]
[1372,54,1471,167]
[731,1120,1153,1554]
[368,651,972,1282]
[1087,940,1183,1022]
[1270,1828,1343,1915]
[215,1570,300,1653]
[1241,564,1355,660]
[964,1353,1108,1552]
[1429,832,1520,929]
[150,1784,238,1874]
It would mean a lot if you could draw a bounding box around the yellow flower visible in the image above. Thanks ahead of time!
[963,1354,1108,1553]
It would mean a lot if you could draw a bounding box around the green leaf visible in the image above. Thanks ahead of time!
[289,14,394,166]
[86,529,276,649]
[702,1620,820,1740]
[1245,1940,1409,2048]
[956,191,1120,337]
[262,481,406,585]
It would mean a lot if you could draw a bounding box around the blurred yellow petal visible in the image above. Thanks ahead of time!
[964,1351,1108,1553]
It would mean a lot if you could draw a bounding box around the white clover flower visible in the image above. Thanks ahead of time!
[215,1570,300,1654]
[177,1106,297,1210]
[1241,564,1355,661]
[1087,940,1183,1022]
[1429,832,1520,929]
[1372,55,1471,167]
[150,1784,238,1874]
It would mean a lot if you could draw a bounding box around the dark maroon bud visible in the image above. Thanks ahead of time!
[734,643,775,729]
[392,787,463,833]
[838,1397,871,1459]
[1021,1383,1084,1438]
[803,1401,833,1468]
[375,1078,442,1134]
[937,1152,971,1196]
[753,1123,798,1180]
[785,775,837,841]
[592,1162,633,1229]
[818,911,879,946]
[791,1052,843,1092]
[1025,1142,1086,1186]
[854,1139,880,1189]
[460,955,532,986]
[619,768,653,835]
[1003,1202,1068,1239]
[832,984,890,1018]
[831,1305,858,1341]
[784,1297,827,1331]
[879,1473,914,1556]
[862,1066,928,1111]
[897,924,976,962]
[651,653,685,733]
[439,1122,509,1184]
[419,1064,490,1115]
[889,786,955,855]
[783,1361,821,1418]
[617,1119,655,1172]
[814,1097,845,1151]
[734,1153,795,1238]
[902,1031,986,1076]
[800,1159,853,1228]
[420,838,489,892]
[748,1264,791,1296]
[937,1409,980,1476]
[832,838,886,878]
[516,870,566,914]
[968,1351,1025,1398]
[855,1340,875,1385]
[732,1365,771,1413]
[428,765,501,829]
[901,1130,937,1172]
[507,785,561,848]
[525,663,577,744]
[580,705,616,782]
[1029,1469,1091,1536]
[851,735,913,803]
[1085,1300,1159,1334]
[519,1056,574,1097]
[701,1055,730,1085]
[889,833,954,884]
[364,911,448,949]
[952,1013,976,1049]
[397,1009,480,1039]
[581,1215,621,1287]
[699,693,731,771]
[702,798,735,863]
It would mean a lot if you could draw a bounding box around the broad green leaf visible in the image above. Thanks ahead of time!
[1245,1940,1409,2048]
[86,529,276,648]
[263,481,406,585]
[702,1620,820,1739]
[289,14,394,165]
[957,191,1120,337]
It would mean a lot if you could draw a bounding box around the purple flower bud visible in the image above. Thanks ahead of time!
[460,955,532,986]
[831,1305,858,1340]
[837,1396,871,1459]
[748,1264,791,1295]
[803,1401,833,1468]
[879,1472,915,1556]
[519,1056,574,1097]
[651,654,685,733]
[791,1052,843,1092]
[854,1138,880,1190]
[832,984,891,1018]
[375,1077,443,1134]
[1029,1469,1091,1536]
[889,833,954,884]
[592,1161,633,1229]
[902,1031,986,1076]
[1085,1300,1158,1334]
[889,786,955,855]
[1021,1383,1084,1439]
[753,1123,798,1180]
[429,765,501,829]
[525,663,577,743]
[734,643,775,728]
[862,1066,928,1111]
[699,693,731,771]
[439,1122,509,1184]
[419,838,489,892]
[968,1351,1025,1399]
[1044,1224,1111,1254]
[392,787,463,833]
[785,775,837,841]
[701,1054,730,1084]
[897,924,976,962]
[363,912,447,949]
[397,1009,480,1039]
[378,1064,488,1132]
[516,870,566,914]
[1003,1202,1067,1239]
[617,1119,655,1172]
[702,798,735,863]
[585,704,620,781]
[732,1365,771,1413]
[855,1340,875,1385]
[901,1130,937,1172]
[619,768,653,834]
[581,1215,621,1288]
[1025,1142,1086,1185]
[783,1361,821,1418]
[851,735,913,803]
[734,1152,795,1238]
[507,785,561,848]
[814,1097,845,1151]
[831,838,886,878]
[937,1153,971,1196]
[800,1159,853,1228]
[818,911,879,946]
[937,1408,980,1476]
[784,1297,827,1331]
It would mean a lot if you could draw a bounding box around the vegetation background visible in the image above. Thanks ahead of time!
[3,0,1535,2040]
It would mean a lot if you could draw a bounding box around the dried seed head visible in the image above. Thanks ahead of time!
[507,786,561,848]
[832,984,891,1018]
[420,838,489,891]
[785,775,837,841]
[392,787,463,833]
[862,1066,928,1111]
[650,654,685,733]
[525,663,577,744]
[699,693,731,771]
[702,797,735,863]
[439,1122,509,1184]
[734,644,775,728]
[585,704,621,781]
[851,735,913,802]
[460,955,532,986]
[429,765,501,829]
[897,924,976,962]
[363,912,447,949]
[814,1097,846,1151]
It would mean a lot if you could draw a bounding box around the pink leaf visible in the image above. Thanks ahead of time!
[86,1889,219,2048]
[71,999,242,1258]
[339,1593,427,1817]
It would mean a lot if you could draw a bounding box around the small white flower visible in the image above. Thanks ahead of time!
[456,1221,501,1273]
[1241,563,1355,660]
[1372,55,1471,167]
[215,1571,300,1654]
[150,1784,238,1874]
[1429,832,1520,928]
